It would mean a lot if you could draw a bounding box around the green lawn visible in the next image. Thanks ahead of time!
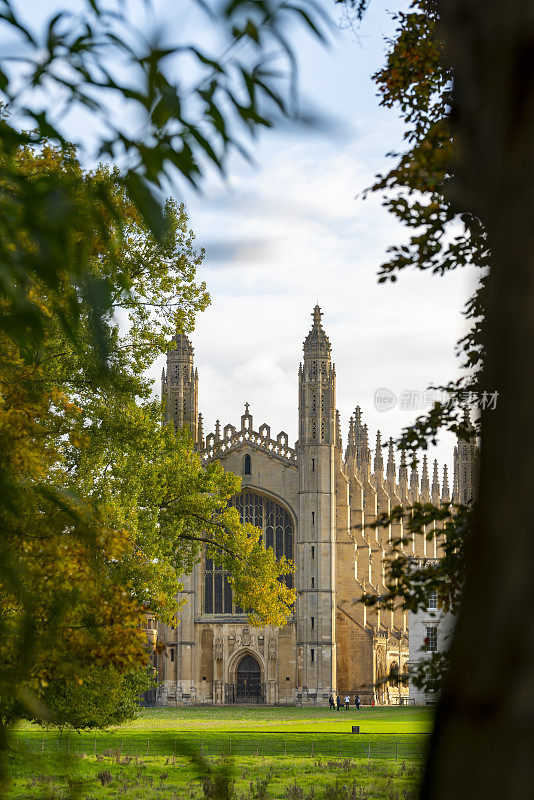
[5,707,431,798]
[15,704,431,733]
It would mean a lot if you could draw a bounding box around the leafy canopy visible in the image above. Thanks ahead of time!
[0,0,329,351]
[0,144,293,737]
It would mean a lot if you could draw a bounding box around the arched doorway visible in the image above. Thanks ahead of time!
[236,654,261,702]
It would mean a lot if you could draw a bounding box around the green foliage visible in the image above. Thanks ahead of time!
[0,0,320,776]
[362,503,470,616]
[35,669,154,733]
[0,0,328,352]
[0,144,293,742]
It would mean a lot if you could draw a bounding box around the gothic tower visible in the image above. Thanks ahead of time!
[455,408,479,504]
[297,305,337,698]
[162,333,200,446]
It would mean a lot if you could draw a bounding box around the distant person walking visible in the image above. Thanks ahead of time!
[344,695,350,710]
[329,694,335,710]
[336,695,341,711]
[355,694,361,710]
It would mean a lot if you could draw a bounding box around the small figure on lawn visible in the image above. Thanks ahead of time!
[336,695,341,711]
[344,694,350,710]
[355,694,361,711]
[329,694,335,710]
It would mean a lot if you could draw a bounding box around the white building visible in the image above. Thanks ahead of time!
[408,583,456,705]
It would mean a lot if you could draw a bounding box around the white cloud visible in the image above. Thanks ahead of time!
[144,3,476,478]
[146,121,476,476]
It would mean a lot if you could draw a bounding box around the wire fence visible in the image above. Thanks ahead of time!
[14,734,428,762]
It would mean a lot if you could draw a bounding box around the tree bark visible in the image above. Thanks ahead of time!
[421,2,534,798]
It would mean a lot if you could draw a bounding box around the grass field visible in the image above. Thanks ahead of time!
[5,707,432,799]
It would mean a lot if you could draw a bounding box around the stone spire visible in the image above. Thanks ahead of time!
[345,415,356,461]
[421,454,430,500]
[442,463,450,503]
[353,405,370,472]
[198,412,204,448]
[398,449,408,497]
[374,430,383,480]
[410,459,419,498]
[362,423,371,477]
[303,304,331,360]
[386,437,396,488]
[431,459,440,505]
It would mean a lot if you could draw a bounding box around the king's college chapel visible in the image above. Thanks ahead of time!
[149,306,477,706]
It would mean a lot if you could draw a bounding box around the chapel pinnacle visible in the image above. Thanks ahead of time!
[303,303,331,356]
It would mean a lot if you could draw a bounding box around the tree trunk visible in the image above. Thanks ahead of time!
[421,3,534,798]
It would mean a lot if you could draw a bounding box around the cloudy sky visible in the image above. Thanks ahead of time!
[13,0,476,474]
[147,1,475,474]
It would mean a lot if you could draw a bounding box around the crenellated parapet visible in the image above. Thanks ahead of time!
[200,403,298,466]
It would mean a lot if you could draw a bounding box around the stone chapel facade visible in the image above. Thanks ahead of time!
[152,306,475,706]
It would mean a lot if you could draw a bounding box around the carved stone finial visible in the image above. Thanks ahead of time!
[303,304,330,356]
[244,402,250,415]
[442,463,450,502]
[421,454,430,497]
[386,437,396,483]
[374,430,383,477]
[432,459,440,503]
[312,304,323,326]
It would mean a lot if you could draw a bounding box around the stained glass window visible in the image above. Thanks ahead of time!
[203,490,294,615]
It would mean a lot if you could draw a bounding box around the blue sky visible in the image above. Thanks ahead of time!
[11,0,476,475]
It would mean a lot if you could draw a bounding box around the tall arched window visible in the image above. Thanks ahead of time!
[244,454,251,475]
[203,490,294,615]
